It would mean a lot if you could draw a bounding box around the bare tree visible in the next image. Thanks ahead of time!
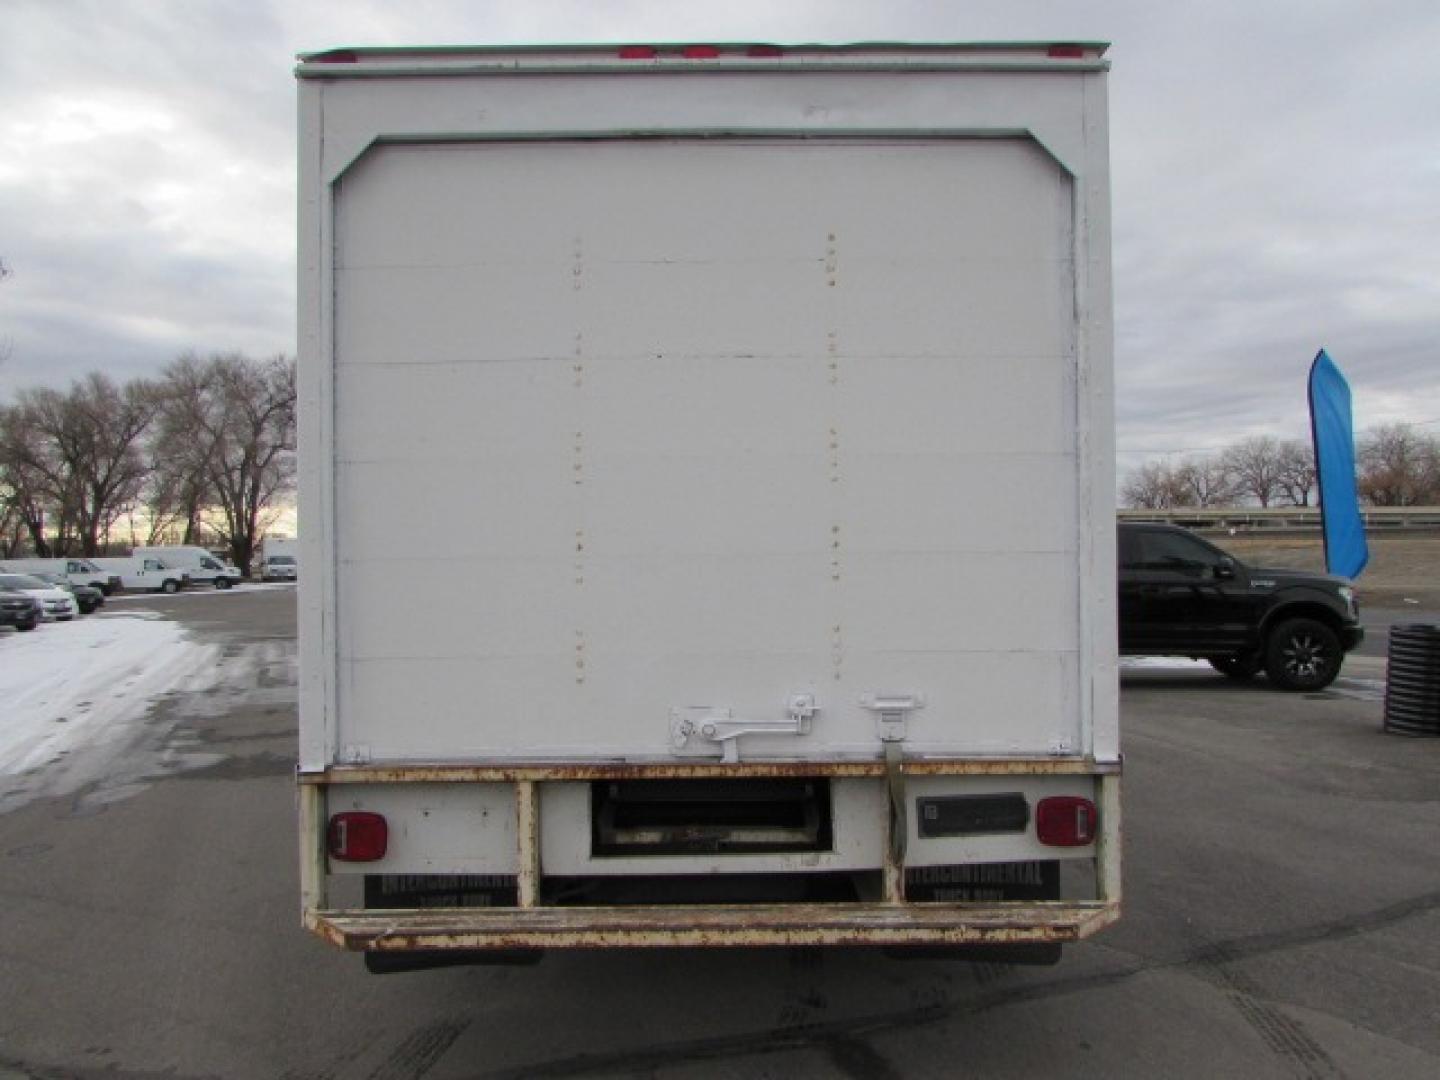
[1122,461,1188,509]
[1222,436,1284,508]
[158,353,296,575]
[1275,440,1317,507]
[1358,423,1437,506]
[147,360,217,544]
[0,401,63,554]
[1173,455,1233,507]
[1,375,157,555]
[1422,437,1440,504]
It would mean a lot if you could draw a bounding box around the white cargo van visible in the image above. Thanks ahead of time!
[92,556,189,594]
[297,42,1119,971]
[132,546,242,589]
[0,557,121,595]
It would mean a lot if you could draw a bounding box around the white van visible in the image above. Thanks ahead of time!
[0,557,122,595]
[91,557,189,594]
[132,546,242,589]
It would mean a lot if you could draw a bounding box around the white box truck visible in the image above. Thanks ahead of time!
[259,536,298,581]
[296,41,1120,971]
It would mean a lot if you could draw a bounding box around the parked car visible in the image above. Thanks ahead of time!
[1118,523,1364,691]
[0,573,79,622]
[0,588,40,632]
[261,554,297,582]
[27,571,105,614]
[0,557,122,594]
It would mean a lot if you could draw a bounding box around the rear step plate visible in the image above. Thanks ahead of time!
[311,901,1119,951]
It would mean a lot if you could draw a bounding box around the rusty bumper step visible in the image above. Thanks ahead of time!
[311,901,1120,951]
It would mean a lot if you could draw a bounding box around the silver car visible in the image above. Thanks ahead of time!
[0,573,79,621]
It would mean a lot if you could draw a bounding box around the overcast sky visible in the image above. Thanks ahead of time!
[2,0,1437,477]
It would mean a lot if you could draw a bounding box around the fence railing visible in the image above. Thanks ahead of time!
[1117,506,1440,529]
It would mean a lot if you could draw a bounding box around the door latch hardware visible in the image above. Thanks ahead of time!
[670,694,818,763]
[860,693,924,742]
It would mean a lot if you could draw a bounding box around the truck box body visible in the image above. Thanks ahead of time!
[296,42,1120,958]
[260,536,299,581]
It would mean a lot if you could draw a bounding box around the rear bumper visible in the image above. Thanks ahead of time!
[300,760,1123,954]
[308,899,1120,951]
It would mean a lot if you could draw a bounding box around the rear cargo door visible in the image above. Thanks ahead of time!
[331,138,1079,761]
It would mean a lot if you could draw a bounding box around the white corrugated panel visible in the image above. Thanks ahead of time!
[328,137,1085,760]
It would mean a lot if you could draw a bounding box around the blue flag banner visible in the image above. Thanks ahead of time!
[1308,349,1368,579]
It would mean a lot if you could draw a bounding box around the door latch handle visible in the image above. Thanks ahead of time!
[670,695,817,763]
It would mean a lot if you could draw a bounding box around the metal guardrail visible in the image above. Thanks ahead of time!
[1117,506,1440,530]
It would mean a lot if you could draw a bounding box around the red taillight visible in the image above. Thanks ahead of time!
[1047,44,1086,59]
[1035,797,1096,847]
[747,44,783,58]
[618,45,657,60]
[328,812,388,862]
[682,45,721,59]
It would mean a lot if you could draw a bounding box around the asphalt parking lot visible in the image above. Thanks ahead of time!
[0,590,1436,1079]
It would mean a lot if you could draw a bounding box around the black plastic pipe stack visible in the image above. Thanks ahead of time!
[1384,625,1440,736]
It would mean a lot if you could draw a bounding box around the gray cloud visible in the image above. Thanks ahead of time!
[2,1,1436,472]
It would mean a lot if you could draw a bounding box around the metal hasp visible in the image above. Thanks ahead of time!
[861,693,924,743]
[670,695,818,763]
[860,693,924,901]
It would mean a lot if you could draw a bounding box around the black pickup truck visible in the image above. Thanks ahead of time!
[1118,523,1364,691]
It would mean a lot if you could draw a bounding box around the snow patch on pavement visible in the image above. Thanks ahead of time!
[1120,657,1214,671]
[0,612,218,803]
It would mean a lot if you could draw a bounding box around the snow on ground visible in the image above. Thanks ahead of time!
[1120,656,1213,671]
[0,611,216,780]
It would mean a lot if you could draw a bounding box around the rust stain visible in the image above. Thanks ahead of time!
[300,758,1120,784]
[307,901,1120,952]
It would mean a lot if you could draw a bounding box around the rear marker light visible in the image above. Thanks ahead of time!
[618,46,657,60]
[328,811,388,862]
[683,45,722,59]
[1035,797,1096,847]
[1048,45,1086,59]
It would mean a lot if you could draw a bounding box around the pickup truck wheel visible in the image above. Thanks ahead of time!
[161,579,180,594]
[1210,653,1261,680]
[1264,618,1342,691]
[215,578,232,590]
